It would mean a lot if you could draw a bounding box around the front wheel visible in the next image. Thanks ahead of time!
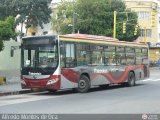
[76,75,90,93]
[127,72,135,87]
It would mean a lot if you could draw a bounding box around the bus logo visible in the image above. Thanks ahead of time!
[29,72,42,76]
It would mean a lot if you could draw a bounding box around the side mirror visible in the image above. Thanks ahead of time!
[11,46,15,57]
[10,46,21,57]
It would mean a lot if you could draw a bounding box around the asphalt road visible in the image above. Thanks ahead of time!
[0,69,160,114]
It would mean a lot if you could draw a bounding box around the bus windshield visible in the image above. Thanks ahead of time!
[21,35,59,75]
[22,45,58,68]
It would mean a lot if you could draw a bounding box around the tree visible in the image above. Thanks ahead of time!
[16,0,52,31]
[0,0,52,32]
[0,0,52,51]
[52,0,139,42]
[0,16,17,51]
[0,16,16,40]
[0,0,17,20]
[0,40,3,52]
[52,0,74,34]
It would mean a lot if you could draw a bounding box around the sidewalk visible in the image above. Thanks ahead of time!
[0,69,32,96]
[0,83,31,96]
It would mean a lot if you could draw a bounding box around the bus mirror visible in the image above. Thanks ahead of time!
[11,46,15,57]
[10,46,21,57]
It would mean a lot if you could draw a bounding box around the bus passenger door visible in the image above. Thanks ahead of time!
[60,43,77,89]
[108,52,126,82]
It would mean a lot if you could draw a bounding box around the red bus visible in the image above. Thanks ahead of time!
[20,34,149,93]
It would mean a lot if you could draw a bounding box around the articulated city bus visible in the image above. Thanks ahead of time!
[20,34,149,93]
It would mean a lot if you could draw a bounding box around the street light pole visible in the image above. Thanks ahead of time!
[113,11,117,38]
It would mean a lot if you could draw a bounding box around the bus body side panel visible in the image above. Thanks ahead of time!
[61,68,80,89]
[60,64,149,89]
[134,64,149,81]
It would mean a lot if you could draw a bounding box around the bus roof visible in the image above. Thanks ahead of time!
[60,34,118,41]
[59,34,147,48]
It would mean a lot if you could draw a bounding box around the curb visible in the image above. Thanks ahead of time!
[0,89,32,97]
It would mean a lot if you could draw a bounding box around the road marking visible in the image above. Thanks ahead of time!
[151,79,160,82]
[0,93,62,107]
[141,78,160,82]
[141,79,152,82]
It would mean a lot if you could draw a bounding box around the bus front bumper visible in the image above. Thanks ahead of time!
[21,75,60,90]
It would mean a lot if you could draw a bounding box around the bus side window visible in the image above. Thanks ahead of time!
[126,47,135,65]
[76,44,91,66]
[65,44,76,68]
[60,44,65,68]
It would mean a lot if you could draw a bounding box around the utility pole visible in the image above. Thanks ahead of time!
[113,11,117,38]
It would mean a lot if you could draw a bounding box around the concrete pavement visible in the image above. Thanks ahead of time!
[0,69,32,96]
[0,83,31,96]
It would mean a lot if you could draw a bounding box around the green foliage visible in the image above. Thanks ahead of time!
[53,0,139,42]
[0,16,17,52]
[52,0,73,34]
[0,0,52,29]
[0,0,52,51]
[0,16,17,40]
[0,40,4,51]
[0,0,17,20]
[16,0,52,29]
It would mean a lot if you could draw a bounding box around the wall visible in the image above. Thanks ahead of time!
[125,0,159,43]
[0,40,21,83]
[149,48,160,62]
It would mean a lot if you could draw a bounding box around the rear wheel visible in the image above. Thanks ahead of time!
[77,75,90,93]
[127,72,135,87]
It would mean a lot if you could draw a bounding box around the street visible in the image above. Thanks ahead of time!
[0,69,160,114]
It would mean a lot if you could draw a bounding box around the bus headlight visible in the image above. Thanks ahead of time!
[46,79,58,85]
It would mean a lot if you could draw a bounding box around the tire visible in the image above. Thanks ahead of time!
[76,75,90,93]
[127,72,135,87]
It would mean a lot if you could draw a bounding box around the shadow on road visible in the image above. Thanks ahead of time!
[32,83,146,96]
[89,83,145,93]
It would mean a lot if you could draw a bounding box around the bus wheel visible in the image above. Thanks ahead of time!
[77,75,90,93]
[127,72,135,87]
